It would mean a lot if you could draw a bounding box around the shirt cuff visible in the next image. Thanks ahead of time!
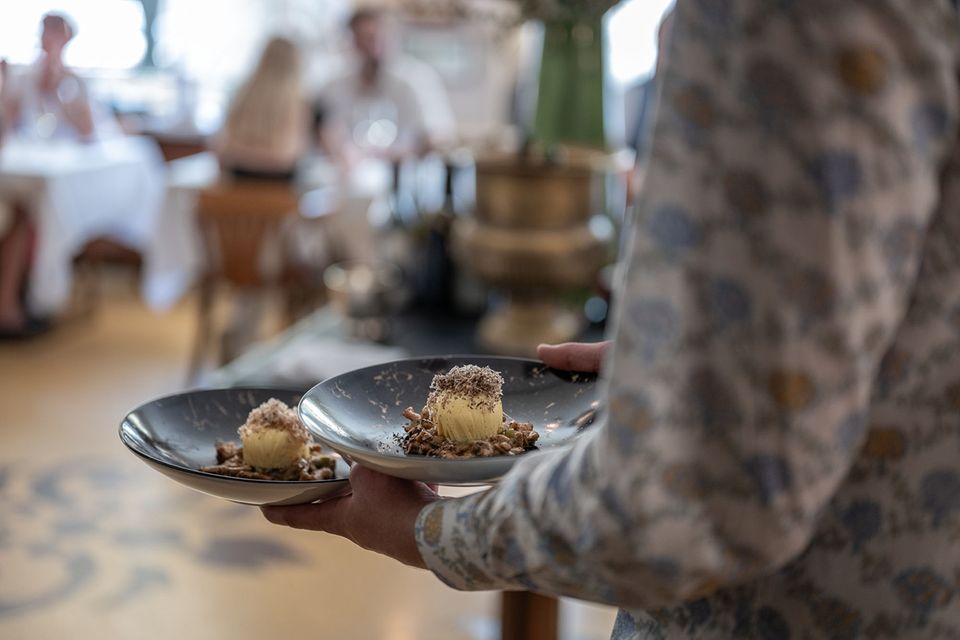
[415,493,501,591]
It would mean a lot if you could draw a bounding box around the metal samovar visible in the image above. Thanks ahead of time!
[453,150,616,356]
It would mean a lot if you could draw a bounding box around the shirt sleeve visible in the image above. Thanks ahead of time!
[414,0,958,608]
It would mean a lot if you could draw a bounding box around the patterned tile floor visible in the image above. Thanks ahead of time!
[0,281,617,639]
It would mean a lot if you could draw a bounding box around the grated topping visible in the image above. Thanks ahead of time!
[428,365,503,412]
[237,399,308,444]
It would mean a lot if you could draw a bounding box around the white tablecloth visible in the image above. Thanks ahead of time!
[141,152,217,311]
[0,136,166,315]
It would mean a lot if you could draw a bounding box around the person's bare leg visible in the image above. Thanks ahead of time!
[0,205,32,329]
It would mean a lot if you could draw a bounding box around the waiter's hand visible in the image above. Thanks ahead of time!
[537,341,611,374]
[261,464,439,569]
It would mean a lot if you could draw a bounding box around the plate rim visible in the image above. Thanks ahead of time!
[119,386,350,486]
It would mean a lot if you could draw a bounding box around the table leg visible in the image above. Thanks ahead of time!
[500,591,559,640]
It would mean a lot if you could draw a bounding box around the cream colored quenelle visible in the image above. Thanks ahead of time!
[428,366,505,443]
[238,399,311,470]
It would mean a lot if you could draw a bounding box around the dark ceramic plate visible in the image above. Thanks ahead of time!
[299,356,601,484]
[120,388,350,505]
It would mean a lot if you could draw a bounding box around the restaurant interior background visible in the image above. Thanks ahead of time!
[0,0,672,638]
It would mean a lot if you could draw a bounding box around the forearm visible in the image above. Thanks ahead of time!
[416,375,858,608]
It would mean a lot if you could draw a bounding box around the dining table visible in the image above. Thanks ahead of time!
[0,135,167,316]
[0,139,342,317]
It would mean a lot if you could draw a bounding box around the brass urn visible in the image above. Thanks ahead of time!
[453,150,618,356]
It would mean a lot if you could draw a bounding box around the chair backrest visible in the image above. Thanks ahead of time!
[196,179,300,288]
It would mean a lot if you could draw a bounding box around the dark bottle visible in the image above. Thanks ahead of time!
[413,159,457,310]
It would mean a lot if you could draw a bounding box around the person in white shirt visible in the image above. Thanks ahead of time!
[0,13,121,337]
[314,8,457,263]
[1,13,98,142]
[318,7,456,167]
[0,13,95,337]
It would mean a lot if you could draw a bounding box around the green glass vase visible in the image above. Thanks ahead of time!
[533,19,607,150]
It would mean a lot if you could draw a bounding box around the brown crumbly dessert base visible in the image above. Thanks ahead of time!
[400,406,539,459]
[200,441,337,481]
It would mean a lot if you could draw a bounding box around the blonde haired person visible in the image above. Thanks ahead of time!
[215,37,308,180]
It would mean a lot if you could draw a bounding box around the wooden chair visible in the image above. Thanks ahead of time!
[186,178,310,383]
[72,237,144,318]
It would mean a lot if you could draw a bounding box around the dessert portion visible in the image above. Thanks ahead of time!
[429,364,504,442]
[238,398,310,469]
[400,365,539,458]
[200,399,337,481]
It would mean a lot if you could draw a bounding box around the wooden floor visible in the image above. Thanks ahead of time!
[0,279,617,639]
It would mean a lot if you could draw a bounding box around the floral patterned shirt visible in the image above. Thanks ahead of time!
[415,1,960,637]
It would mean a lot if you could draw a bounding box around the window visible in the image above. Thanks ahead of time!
[606,0,675,86]
[152,0,348,128]
[0,0,146,69]
[154,0,348,90]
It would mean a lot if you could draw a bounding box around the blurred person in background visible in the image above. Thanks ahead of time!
[312,8,457,263]
[0,13,115,142]
[0,59,40,338]
[0,196,37,338]
[0,13,119,338]
[213,36,309,180]
[317,7,456,169]
[209,36,311,360]
[0,59,5,144]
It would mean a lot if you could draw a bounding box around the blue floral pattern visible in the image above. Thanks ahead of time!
[415,1,960,637]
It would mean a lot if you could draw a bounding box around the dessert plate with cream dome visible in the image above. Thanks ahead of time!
[120,388,351,505]
[298,356,601,485]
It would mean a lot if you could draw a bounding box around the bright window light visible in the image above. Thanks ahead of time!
[0,0,146,69]
[606,0,674,86]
